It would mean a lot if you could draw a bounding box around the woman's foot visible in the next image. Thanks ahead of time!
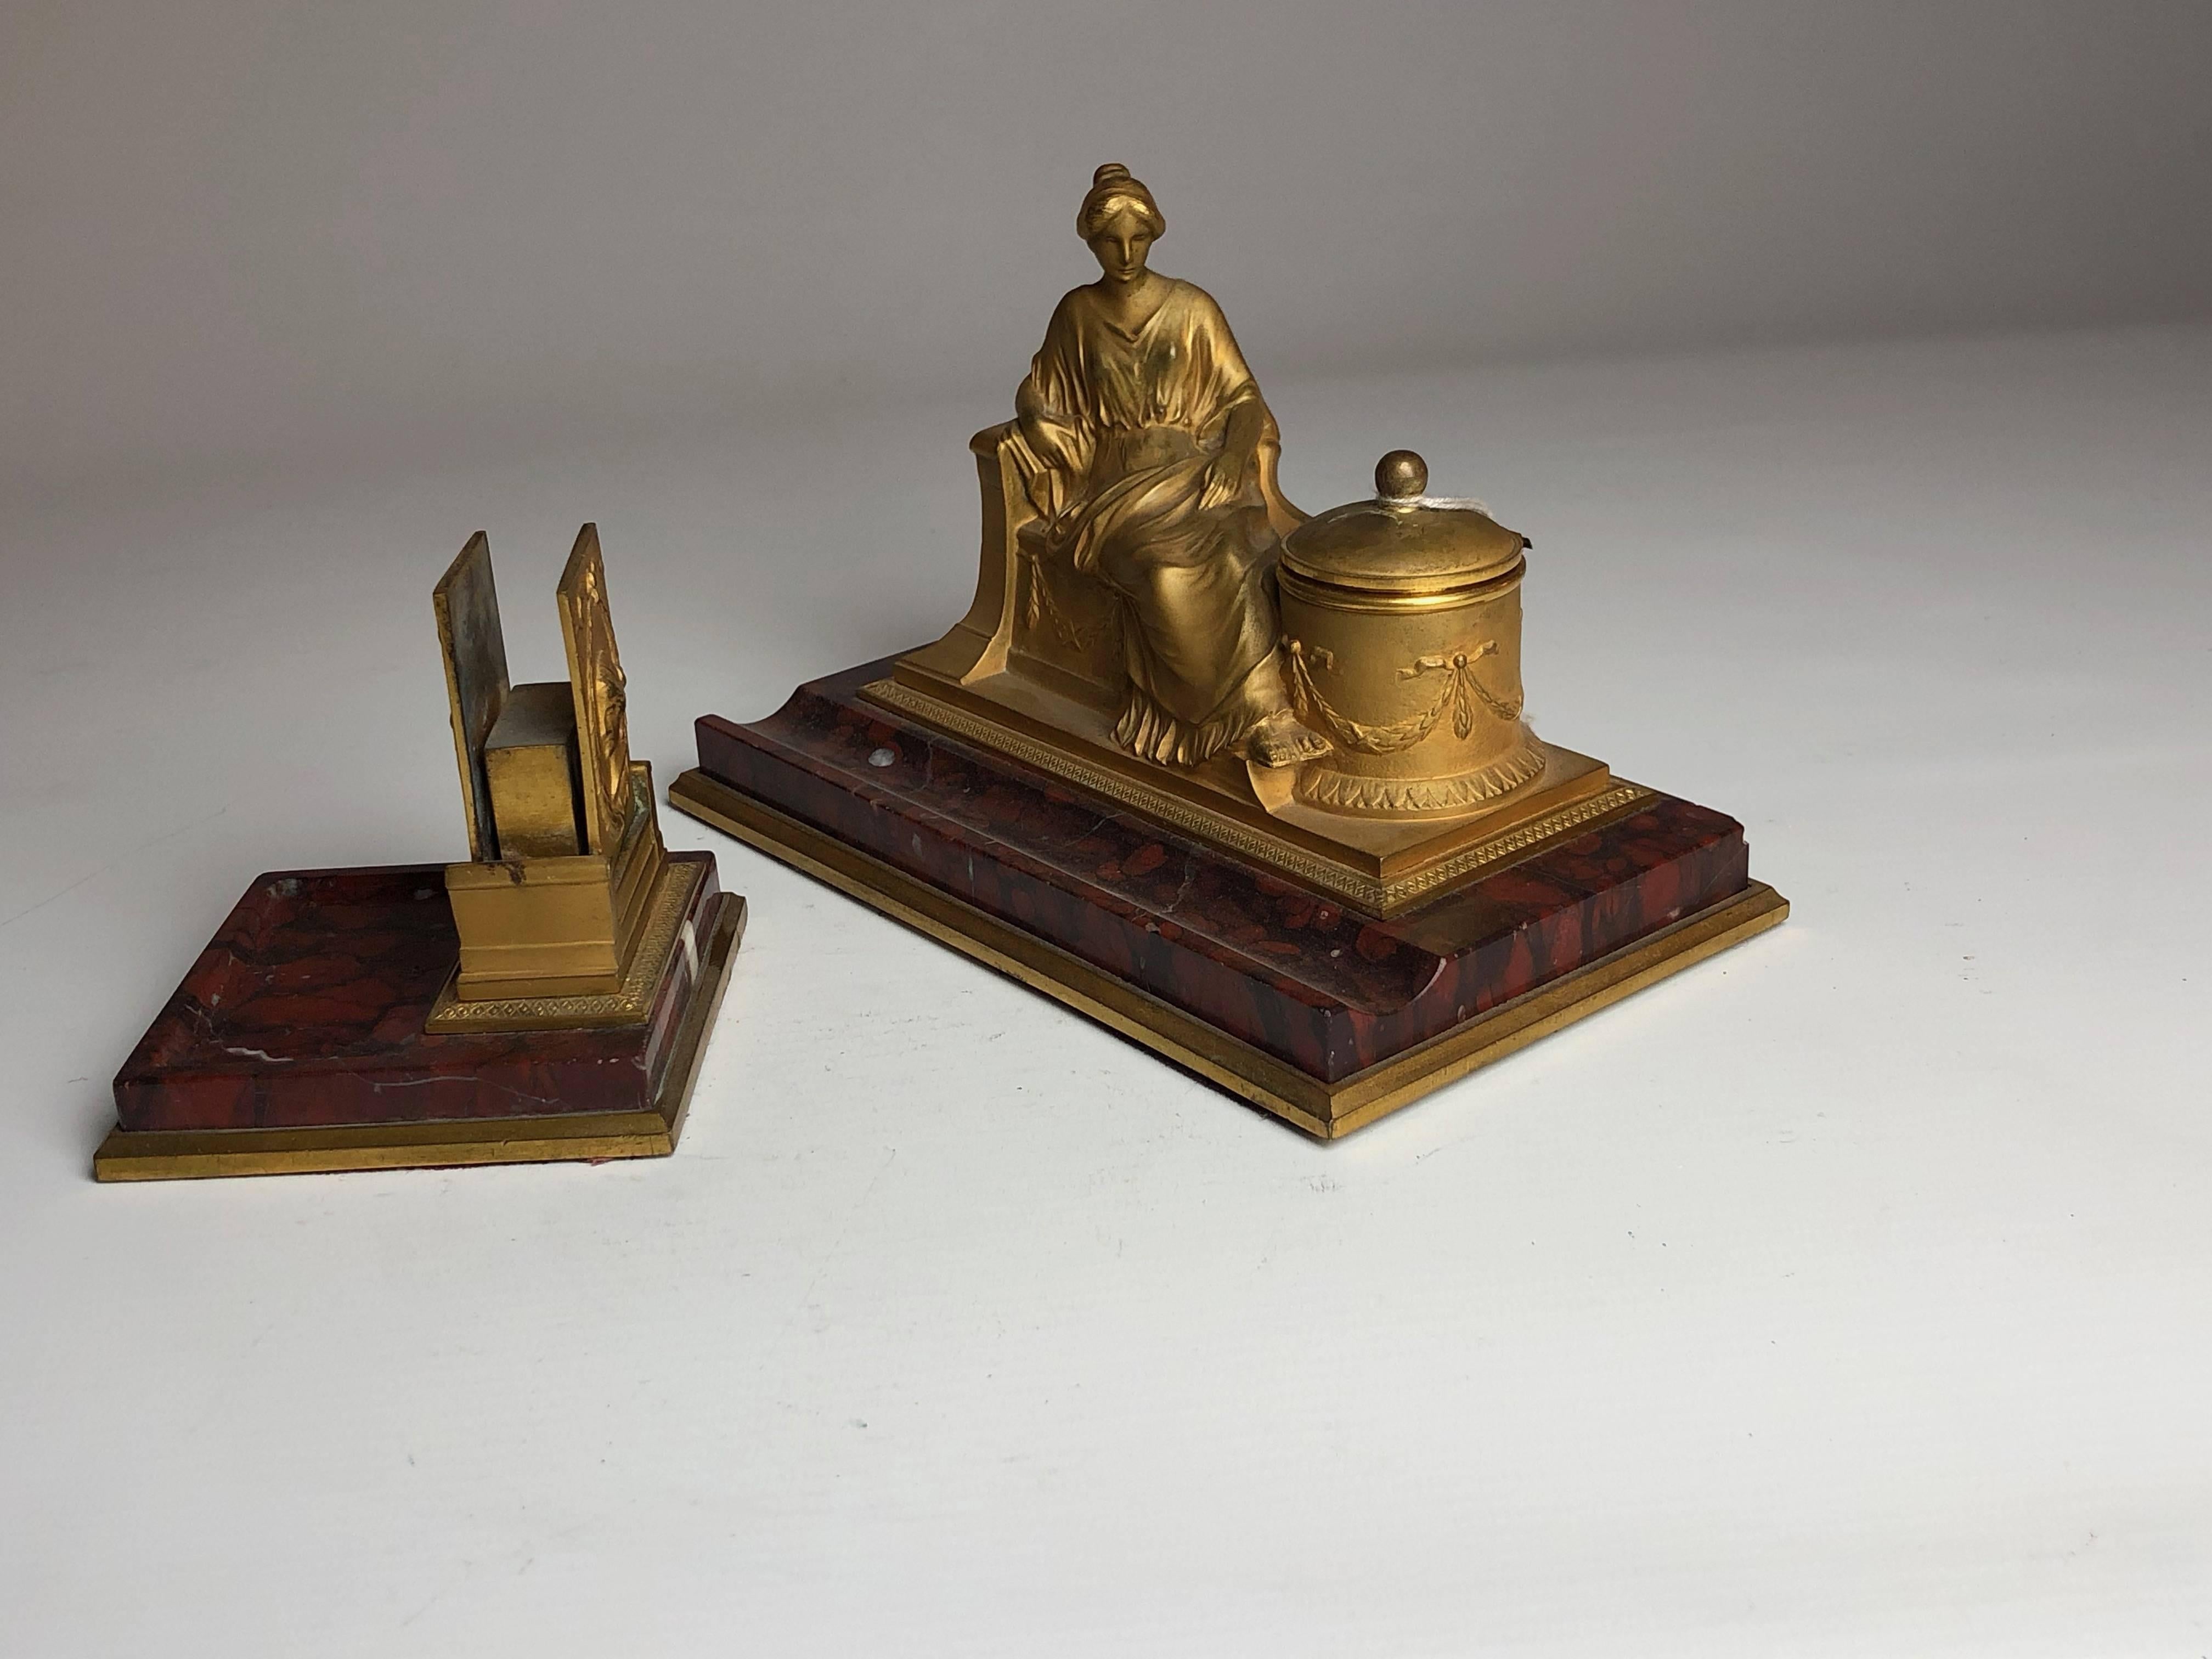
[1246,709,1331,768]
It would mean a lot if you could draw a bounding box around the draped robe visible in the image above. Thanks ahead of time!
[1009,278,1286,766]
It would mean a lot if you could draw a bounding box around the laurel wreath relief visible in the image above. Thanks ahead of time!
[1283,637,1525,756]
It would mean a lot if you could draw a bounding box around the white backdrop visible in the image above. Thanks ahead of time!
[4,324,2210,1654]
[4,3,2212,1653]
[6,0,2211,504]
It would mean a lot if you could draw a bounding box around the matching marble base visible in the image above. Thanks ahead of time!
[671,659,1787,1138]
[95,648,1785,1171]
[97,853,743,1181]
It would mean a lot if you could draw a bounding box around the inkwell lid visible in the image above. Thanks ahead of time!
[1279,450,1528,595]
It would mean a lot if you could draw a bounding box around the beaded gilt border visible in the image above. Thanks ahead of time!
[860,678,1654,913]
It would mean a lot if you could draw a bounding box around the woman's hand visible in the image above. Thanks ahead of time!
[1203,443,1249,505]
[1203,398,1265,507]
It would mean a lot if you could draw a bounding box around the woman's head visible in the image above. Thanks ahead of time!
[1079,163,1164,284]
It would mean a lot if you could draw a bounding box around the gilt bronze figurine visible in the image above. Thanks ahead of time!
[992,162,1329,770]
[674,163,1785,1137]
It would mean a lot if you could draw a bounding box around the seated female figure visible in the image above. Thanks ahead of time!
[1003,164,1331,770]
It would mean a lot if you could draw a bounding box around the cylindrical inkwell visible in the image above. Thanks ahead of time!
[1277,450,1545,817]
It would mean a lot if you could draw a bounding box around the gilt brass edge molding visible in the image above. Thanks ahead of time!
[666,767,1786,1139]
[1383,782,1658,904]
[1323,882,1790,1132]
[861,677,1652,912]
[425,853,707,1030]
[91,892,745,1182]
[93,1113,677,1181]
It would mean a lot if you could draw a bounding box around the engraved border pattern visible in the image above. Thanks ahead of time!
[860,679,1653,911]
[425,856,703,1029]
[1297,744,1549,814]
[1386,781,1655,903]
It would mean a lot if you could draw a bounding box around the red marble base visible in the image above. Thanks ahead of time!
[97,853,743,1179]
[673,658,1784,1136]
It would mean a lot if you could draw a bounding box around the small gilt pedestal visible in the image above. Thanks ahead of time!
[97,527,744,1181]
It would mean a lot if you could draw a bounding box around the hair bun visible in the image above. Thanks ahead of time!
[1076,162,1164,241]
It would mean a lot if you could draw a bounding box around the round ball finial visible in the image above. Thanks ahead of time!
[1375,449,1428,500]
